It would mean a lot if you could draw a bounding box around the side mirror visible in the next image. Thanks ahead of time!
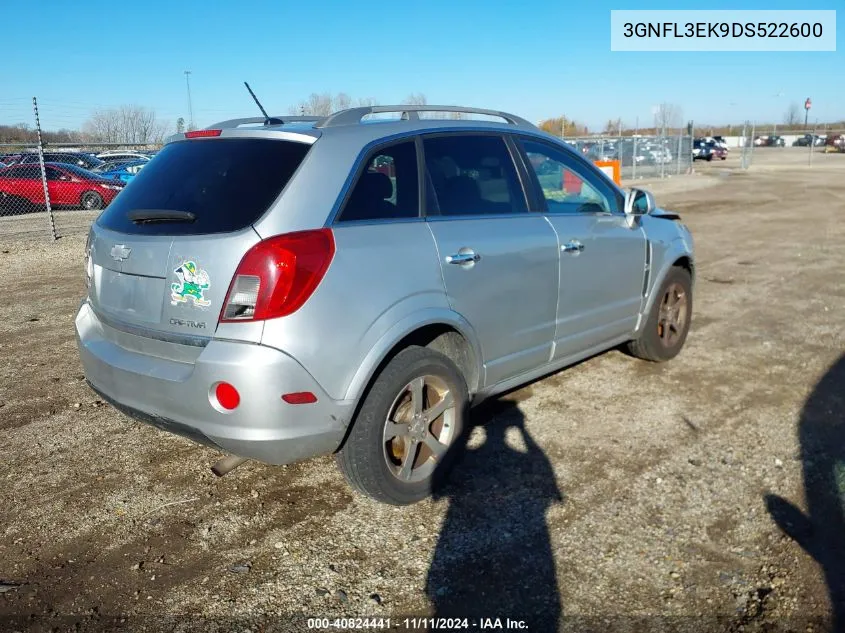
[624,188,656,216]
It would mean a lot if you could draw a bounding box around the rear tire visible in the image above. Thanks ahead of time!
[335,346,468,505]
[627,267,692,363]
[81,191,103,210]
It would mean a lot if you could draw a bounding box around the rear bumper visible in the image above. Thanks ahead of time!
[75,300,353,465]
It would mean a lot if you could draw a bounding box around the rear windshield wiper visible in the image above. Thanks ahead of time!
[127,209,196,224]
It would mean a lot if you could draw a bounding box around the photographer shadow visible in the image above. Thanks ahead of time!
[426,397,564,630]
[766,353,845,631]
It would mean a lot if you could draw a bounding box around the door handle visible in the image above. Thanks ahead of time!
[446,251,481,265]
[562,240,584,253]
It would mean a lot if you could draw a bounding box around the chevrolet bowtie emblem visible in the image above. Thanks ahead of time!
[110,244,131,261]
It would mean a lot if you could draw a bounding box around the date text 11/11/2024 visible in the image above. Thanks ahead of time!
[307,617,530,630]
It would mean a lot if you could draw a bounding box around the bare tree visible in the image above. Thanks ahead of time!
[354,96,379,108]
[334,93,352,111]
[176,117,185,134]
[653,103,682,133]
[83,106,171,144]
[290,92,365,116]
[402,93,427,106]
[603,118,623,135]
[784,102,801,127]
[307,93,334,116]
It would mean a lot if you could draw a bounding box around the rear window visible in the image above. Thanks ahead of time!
[97,138,311,235]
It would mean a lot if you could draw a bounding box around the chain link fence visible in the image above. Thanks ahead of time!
[561,133,694,182]
[5,99,838,243]
[4,132,694,242]
[0,142,159,240]
[743,125,845,150]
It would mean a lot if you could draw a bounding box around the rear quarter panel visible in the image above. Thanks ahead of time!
[260,221,453,402]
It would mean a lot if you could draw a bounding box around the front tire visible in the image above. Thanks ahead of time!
[627,267,693,362]
[81,191,103,210]
[335,346,468,505]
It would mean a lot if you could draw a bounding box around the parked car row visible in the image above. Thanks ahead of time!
[0,149,153,174]
[792,134,827,147]
[563,138,680,167]
[753,135,786,147]
[0,149,154,213]
[823,134,845,151]
[0,162,126,213]
[752,133,844,150]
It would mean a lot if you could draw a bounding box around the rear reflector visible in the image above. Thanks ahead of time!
[282,392,317,405]
[214,382,240,410]
[220,229,335,322]
[185,129,222,138]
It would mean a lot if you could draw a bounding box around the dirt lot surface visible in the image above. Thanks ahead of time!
[1,148,844,632]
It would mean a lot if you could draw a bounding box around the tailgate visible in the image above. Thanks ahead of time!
[86,136,313,341]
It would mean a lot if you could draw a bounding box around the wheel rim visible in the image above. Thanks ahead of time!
[83,194,95,209]
[382,375,457,483]
[657,282,688,347]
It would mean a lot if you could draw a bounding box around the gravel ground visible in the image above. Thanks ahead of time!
[1,148,844,632]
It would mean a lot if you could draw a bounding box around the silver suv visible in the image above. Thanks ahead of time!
[75,105,694,505]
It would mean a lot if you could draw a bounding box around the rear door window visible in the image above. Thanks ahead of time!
[422,134,527,216]
[97,138,311,235]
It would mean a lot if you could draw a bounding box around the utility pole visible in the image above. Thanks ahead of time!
[184,70,194,131]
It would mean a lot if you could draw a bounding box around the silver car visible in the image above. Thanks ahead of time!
[75,105,695,506]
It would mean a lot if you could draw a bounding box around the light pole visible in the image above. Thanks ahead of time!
[728,102,738,136]
[772,92,783,137]
[184,70,194,131]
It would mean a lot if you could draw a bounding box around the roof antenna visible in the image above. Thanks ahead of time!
[244,82,282,126]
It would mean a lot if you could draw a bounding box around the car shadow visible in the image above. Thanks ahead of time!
[427,397,564,630]
[766,353,845,630]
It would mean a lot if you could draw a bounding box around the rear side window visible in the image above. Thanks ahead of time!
[338,141,419,222]
[97,139,311,235]
[423,134,527,216]
[45,166,63,181]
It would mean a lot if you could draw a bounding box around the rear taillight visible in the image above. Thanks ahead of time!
[220,229,335,322]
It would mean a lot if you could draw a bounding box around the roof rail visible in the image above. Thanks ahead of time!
[315,105,536,129]
[208,115,324,129]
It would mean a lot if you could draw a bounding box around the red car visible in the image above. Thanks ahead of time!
[0,162,124,212]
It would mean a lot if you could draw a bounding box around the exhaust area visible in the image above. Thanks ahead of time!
[211,455,248,477]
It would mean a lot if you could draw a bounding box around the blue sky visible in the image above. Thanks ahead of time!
[2,0,842,132]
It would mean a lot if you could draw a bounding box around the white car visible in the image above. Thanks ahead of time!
[644,145,672,164]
